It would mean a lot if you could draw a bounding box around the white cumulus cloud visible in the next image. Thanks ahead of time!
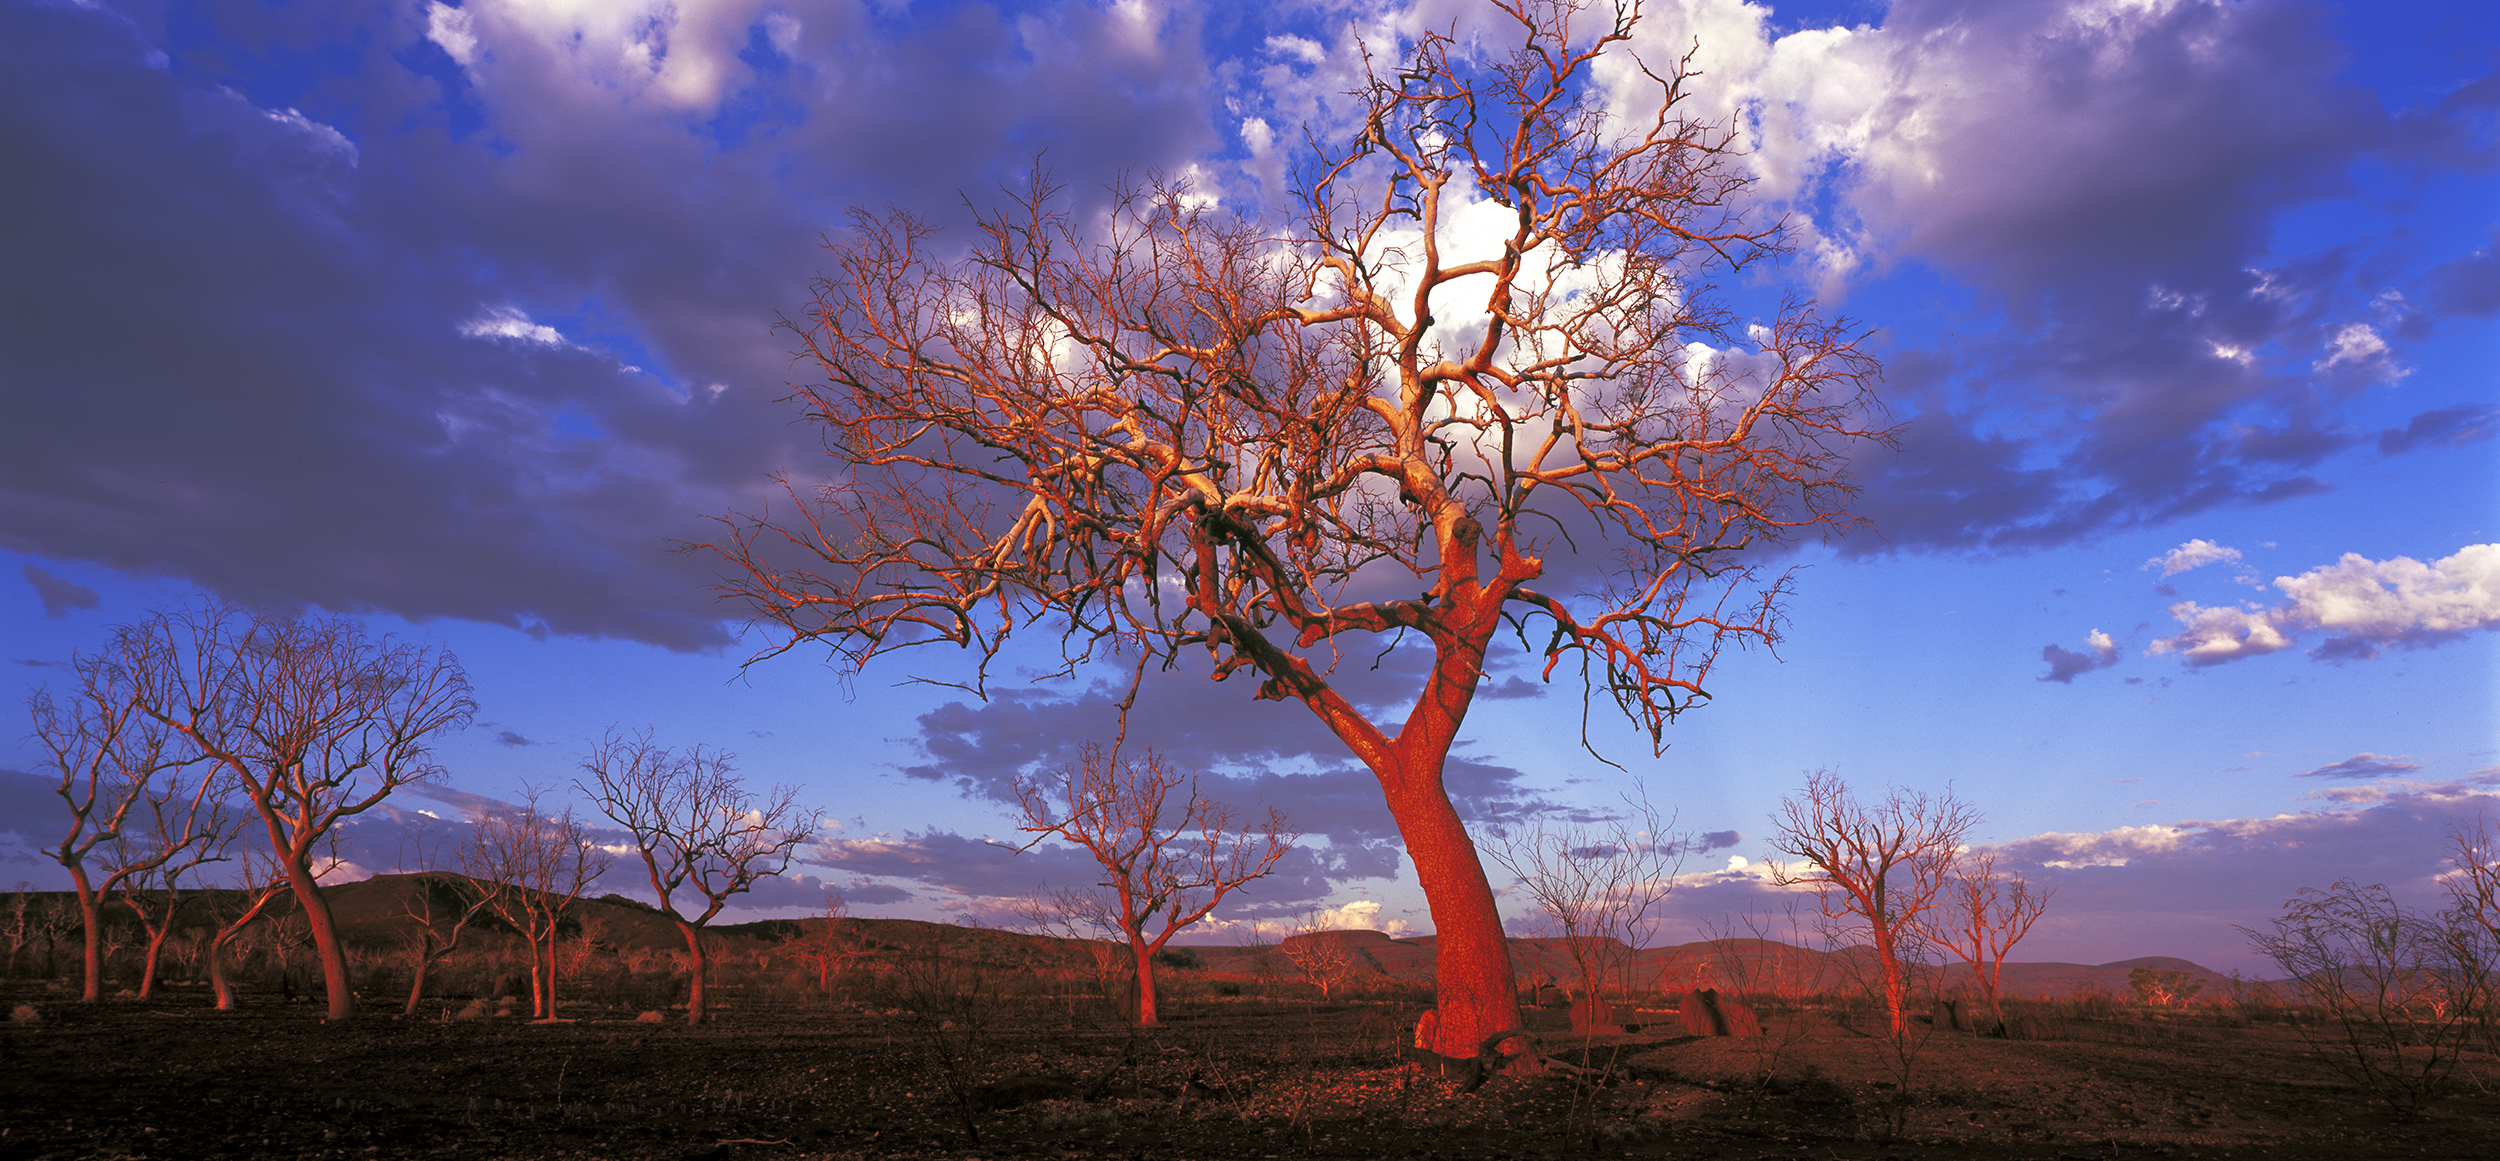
[2148,538,2243,577]
[2148,543,2500,665]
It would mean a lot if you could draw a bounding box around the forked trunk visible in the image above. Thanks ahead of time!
[675,919,708,1024]
[137,923,170,998]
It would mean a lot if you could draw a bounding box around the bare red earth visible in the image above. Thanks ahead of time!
[4,987,2493,1160]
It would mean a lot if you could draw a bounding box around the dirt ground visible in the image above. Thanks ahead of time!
[4,987,2495,1161]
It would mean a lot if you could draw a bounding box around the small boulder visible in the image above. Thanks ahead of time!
[1678,989,1723,1037]
[1715,994,1762,1038]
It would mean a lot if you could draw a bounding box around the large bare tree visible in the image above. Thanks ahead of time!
[120,601,475,1021]
[703,0,1884,1055]
[1770,770,1976,1037]
[580,731,812,1025]
[1012,744,1294,1025]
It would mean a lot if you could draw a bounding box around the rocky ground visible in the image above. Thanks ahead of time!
[4,986,2494,1160]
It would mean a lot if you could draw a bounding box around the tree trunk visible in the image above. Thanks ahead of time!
[137,922,170,998]
[405,933,438,1016]
[1130,936,1160,1026]
[676,919,708,1025]
[538,932,560,1020]
[1874,926,1906,1037]
[70,864,103,1002]
[1385,774,1520,1058]
[209,930,239,1009]
[281,853,355,1021]
[526,920,548,1019]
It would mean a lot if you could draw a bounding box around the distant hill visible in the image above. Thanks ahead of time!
[1176,931,2237,1001]
[9,879,2239,1000]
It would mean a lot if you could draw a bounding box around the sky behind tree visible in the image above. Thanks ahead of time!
[4,0,2495,975]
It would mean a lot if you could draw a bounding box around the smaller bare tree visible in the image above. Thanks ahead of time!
[396,869,498,1016]
[581,730,812,1024]
[1017,884,1136,1013]
[786,892,862,999]
[463,788,611,1021]
[1484,787,1681,1032]
[1770,770,1976,1037]
[1011,744,1294,1026]
[389,824,502,1016]
[109,764,242,998]
[1919,850,2052,1030]
[1278,907,1367,1000]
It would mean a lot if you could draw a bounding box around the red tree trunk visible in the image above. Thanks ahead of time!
[676,919,708,1025]
[281,852,356,1022]
[70,865,104,1002]
[1130,937,1160,1026]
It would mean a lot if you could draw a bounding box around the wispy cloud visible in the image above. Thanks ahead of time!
[2293,753,2425,780]
[20,564,98,618]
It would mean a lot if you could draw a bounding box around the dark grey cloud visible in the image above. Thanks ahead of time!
[20,565,99,618]
[1802,0,2498,554]
[0,767,67,850]
[2293,752,2425,780]
[491,729,535,748]
[2039,630,2121,684]
[802,825,1338,916]
[1,0,1221,651]
[2429,231,2500,317]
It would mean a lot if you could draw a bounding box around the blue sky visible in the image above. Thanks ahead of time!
[4,0,2495,976]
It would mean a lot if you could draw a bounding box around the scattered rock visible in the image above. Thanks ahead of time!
[10,1003,39,1025]
[635,1010,665,1023]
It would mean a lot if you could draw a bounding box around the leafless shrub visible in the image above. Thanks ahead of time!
[2242,878,2488,1112]
[1483,785,1680,1035]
